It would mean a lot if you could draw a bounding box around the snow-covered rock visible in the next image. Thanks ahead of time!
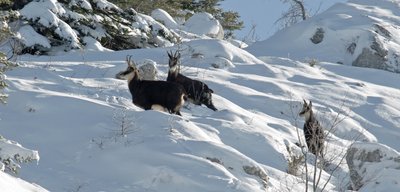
[247,0,400,73]
[136,59,159,80]
[346,142,400,191]
[184,12,224,39]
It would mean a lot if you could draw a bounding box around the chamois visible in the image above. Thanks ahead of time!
[116,56,186,116]
[299,100,324,157]
[167,50,217,111]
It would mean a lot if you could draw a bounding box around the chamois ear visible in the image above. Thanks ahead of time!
[309,100,312,107]
[303,99,307,105]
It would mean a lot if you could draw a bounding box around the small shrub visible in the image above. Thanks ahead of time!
[285,143,304,176]
[306,58,319,67]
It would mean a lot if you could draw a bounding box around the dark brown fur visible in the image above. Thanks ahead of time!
[116,56,186,116]
[167,51,217,111]
[299,100,324,157]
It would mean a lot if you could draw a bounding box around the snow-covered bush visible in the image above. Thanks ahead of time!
[12,0,180,54]
[0,135,40,174]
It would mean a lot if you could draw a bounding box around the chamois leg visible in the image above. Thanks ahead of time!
[168,107,182,116]
[205,102,217,111]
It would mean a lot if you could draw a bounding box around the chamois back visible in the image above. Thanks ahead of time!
[167,50,217,111]
[116,56,186,115]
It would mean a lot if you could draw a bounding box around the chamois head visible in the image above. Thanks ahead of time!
[116,55,137,81]
[167,50,181,73]
[299,99,313,120]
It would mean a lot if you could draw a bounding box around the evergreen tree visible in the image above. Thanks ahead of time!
[110,0,243,38]
[0,10,16,104]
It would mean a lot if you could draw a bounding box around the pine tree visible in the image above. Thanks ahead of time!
[110,0,243,38]
[0,10,14,104]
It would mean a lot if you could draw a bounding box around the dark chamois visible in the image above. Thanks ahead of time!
[116,56,187,116]
[167,50,217,111]
[299,100,324,157]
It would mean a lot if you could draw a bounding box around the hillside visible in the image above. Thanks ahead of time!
[247,0,400,73]
[1,0,400,191]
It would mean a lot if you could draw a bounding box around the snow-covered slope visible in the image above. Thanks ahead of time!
[0,171,48,192]
[2,0,400,191]
[247,0,400,73]
[1,37,400,191]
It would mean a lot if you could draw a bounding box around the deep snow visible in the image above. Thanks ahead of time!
[2,0,400,191]
[2,38,400,191]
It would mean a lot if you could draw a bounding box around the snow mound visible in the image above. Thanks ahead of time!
[179,39,264,69]
[184,12,224,39]
[151,9,179,29]
[247,0,400,73]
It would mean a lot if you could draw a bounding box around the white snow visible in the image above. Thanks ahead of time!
[16,25,51,48]
[2,0,400,191]
[184,12,224,39]
[19,0,80,49]
[2,37,400,191]
[151,9,179,29]
[247,0,400,72]
[69,0,92,11]
[92,0,121,12]
[0,171,48,192]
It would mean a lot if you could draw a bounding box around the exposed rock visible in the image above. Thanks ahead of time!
[243,165,268,188]
[374,23,391,38]
[352,36,389,70]
[346,142,400,191]
[310,27,324,44]
[352,48,388,70]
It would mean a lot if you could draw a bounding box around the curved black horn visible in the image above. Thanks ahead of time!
[126,55,135,67]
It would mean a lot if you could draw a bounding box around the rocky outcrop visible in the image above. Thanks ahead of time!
[346,142,400,191]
